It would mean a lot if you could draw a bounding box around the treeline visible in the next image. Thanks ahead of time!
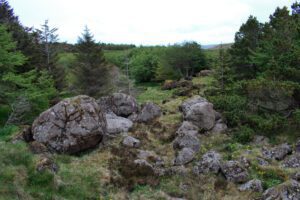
[209,3,300,142]
[0,0,115,125]
[106,42,207,83]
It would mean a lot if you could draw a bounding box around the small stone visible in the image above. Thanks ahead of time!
[122,136,141,148]
[239,179,263,192]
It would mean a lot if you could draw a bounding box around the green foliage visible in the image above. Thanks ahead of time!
[0,125,18,141]
[3,69,57,123]
[234,126,255,144]
[0,105,10,126]
[156,42,206,80]
[251,166,286,189]
[73,27,112,97]
[0,24,26,73]
[246,114,288,135]
[209,94,247,127]
[130,48,159,82]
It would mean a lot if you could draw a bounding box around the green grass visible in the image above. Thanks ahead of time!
[136,85,175,104]
[0,125,19,141]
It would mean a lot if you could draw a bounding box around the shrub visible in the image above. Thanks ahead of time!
[234,126,255,144]
[209,94,247,127]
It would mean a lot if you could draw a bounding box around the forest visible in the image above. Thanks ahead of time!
[0,0,300,199]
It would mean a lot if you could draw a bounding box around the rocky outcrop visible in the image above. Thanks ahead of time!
[239,179,263,192]
[221,161,249,183]
[262,143,292,161]
[110,93,139,117]
[180,96,216,131]
[105,113,133,135]
[262,180,300,200]
[173,134,200,152]
[209,122,227,134]
[193,151,222,174]
[176,121,199,137]
[174,148,195,166]
[122,136,141,148]
[32,95,106,154]
[283,154,300,168]
[137,102,161,123]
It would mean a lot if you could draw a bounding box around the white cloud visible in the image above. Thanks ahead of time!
[9,0,291,45]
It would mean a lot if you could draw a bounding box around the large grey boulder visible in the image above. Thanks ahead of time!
[180,96,215,130]
[173,134,200,152]
[262,143,292,161]
[239,179,263,193]
[122,136,141,148]
[209,122,227,134]
[193,151,222,174]
[105,113,133,135]
[262,180,300,200]
[32,95,106,154]
[174,148,195,166]
[176,121,199,137]
[221,160,249,183]
[283,154,300,168]
[137,102,161,123]
[110,93,139,117]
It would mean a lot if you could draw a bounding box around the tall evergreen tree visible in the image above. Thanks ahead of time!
[0,0,43,72]
[229,16,263,79]
[73,27,112,97]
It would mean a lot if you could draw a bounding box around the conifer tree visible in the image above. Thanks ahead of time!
[73,27,112,97]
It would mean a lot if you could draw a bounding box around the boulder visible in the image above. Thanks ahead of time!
[137,102,161,123]
[262,180,300,200]
[122,136,141,148]
[193,151,222,174]
[174,148,195,166]
[221,160,249,183]
[97,96,113,114]
[105,113,133,135]
[180,96,215,130]
[110,93,139,117]
[173,134,200,152]
[239,179,263,193]
[262,143,292,161]
[210,123,227,134]
[32,95,106,154]
[176,121,199,137]
[283,154,300,168]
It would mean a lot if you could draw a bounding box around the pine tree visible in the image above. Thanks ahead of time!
[73,27,112,97]
[0,0,43,72]
[229,16,263,79]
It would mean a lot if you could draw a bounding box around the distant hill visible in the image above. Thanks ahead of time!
[202,43,233,50]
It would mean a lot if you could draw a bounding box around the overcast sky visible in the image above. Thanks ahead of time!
[9,0,292,45]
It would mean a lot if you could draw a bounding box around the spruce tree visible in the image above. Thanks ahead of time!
[73,27,112,97]
[0,0,43,72]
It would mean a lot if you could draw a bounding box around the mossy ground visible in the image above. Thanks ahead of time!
[0,75,298,200]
